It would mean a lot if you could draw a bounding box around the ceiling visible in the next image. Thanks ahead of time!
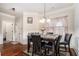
[0,3,73,15]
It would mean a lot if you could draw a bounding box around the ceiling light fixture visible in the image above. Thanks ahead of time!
[40,3,51,23]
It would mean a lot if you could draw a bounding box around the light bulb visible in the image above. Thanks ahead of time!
[47,19,51,23]
[39,18,45,23]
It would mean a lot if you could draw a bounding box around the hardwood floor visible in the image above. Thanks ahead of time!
[59,47,77,56]
[0,42,77,56]
[1,42,28,56]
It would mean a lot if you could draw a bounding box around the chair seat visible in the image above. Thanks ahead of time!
[44,45,52,48]
[41,42,53,48]
[47,42,52,46]
[41,42,46,47]
[59,42,68,45]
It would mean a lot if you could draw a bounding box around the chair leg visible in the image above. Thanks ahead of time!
[56,46,60,56]
[55,48,58,56]
[58,46,60,56]
[68,45,72,56]
[54,46,56,56]
[55,48,57,56]
[54,48,56,56]
[54,43,56,56]
[64,45,67,52]
[44,48,47,56]
[27,42,30,53]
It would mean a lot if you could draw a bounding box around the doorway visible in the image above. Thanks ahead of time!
[2,21,14,43]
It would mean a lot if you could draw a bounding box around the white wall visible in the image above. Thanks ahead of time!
[14,14,23,43]
[20,12,40,44]
[74,4,79,55]
[75,4,79,32]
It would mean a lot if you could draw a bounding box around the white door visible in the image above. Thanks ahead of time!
[2,21,14,42]
[6,22,13,41]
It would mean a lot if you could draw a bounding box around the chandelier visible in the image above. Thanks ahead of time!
[40,3,51,23]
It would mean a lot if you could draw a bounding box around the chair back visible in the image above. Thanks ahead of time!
[64,33,72,44]
[55,35,62,54]
[31,34,42,55]
[46,32,53,35]
[55,35,62,47]
[28,32,40,42]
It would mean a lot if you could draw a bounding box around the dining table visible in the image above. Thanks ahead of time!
[27,33,59,53]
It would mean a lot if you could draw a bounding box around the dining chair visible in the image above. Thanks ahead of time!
[54,35,62,56]
[59,33,72,56]
[31,34,45,56]
[43,35,62,56]
[43,32,53,54]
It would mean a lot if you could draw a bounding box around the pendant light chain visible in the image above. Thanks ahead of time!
[44,3,46,18]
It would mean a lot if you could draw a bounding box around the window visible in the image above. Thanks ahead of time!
[45,16,68,35]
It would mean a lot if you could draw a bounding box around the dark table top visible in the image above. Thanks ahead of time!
[28,33,58,41]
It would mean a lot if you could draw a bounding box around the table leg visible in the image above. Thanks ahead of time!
[27,39,30,53]
[53,42,56,56]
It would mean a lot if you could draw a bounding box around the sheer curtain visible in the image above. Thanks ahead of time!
[45,16,68,35]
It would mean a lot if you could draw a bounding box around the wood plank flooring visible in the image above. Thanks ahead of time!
[0,42,77,56]
[1,42,28,56]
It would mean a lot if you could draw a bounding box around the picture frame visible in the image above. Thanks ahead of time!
[27,17,33,24]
